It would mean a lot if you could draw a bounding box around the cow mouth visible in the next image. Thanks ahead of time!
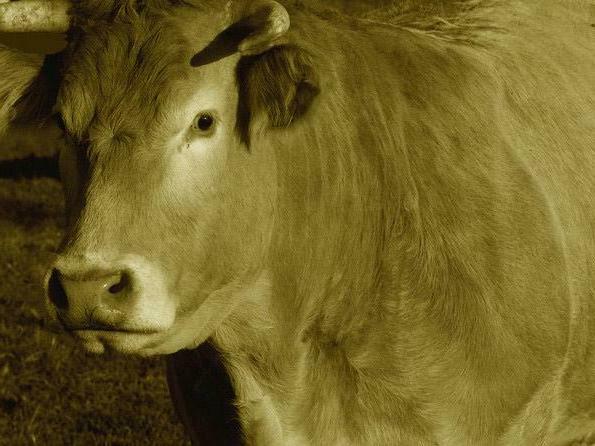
[70,327,161,335]
[52,311,173,354]
[63,324,163,336]
[57,314,162,336]
[61,322,166,355]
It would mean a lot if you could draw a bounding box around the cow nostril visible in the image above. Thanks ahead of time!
[108,272,129,295]
[48,269,68,310]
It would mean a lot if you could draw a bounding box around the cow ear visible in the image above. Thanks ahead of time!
[0,46,62,147]
[236,45,320,139]
[232,1,319,131]
[12,52,63,126]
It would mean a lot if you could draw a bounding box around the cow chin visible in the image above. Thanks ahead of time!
[70,292,247,356]
[72,330,167,355]
[64,323,193,357]
[63,303,221,357]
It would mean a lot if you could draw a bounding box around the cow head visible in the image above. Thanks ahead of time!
[1,0,318,355]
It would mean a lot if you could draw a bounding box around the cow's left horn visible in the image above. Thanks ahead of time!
[234,0,290,55]
[0,0,71,33]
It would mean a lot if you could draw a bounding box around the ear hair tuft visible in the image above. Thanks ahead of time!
[13,52,63,126]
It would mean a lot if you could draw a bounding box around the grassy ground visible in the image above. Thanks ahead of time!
[0,176,190,445]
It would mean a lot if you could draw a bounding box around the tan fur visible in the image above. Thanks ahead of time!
[1,1,593,444]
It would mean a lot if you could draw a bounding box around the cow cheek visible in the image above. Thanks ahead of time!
[154,138,232,282]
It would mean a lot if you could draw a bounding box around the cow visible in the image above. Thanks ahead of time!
[1,0,594,444]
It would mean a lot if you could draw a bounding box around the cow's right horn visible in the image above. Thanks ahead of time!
[0,0,71,33]
[234,0,290,56]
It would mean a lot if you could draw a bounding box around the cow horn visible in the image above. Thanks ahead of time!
[234,0,290,55]
[0,0,71,33]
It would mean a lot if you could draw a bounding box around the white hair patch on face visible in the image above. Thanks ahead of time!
[162,62,239,203]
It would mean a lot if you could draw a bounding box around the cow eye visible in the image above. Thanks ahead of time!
[191,112,216,136]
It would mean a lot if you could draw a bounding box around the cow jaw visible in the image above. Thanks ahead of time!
[135,271,273,356]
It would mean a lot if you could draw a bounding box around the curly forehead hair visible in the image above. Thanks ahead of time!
[57,1,206,140]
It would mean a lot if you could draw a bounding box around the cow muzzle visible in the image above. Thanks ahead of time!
[44,254,177,354]
[48,268,133,330]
